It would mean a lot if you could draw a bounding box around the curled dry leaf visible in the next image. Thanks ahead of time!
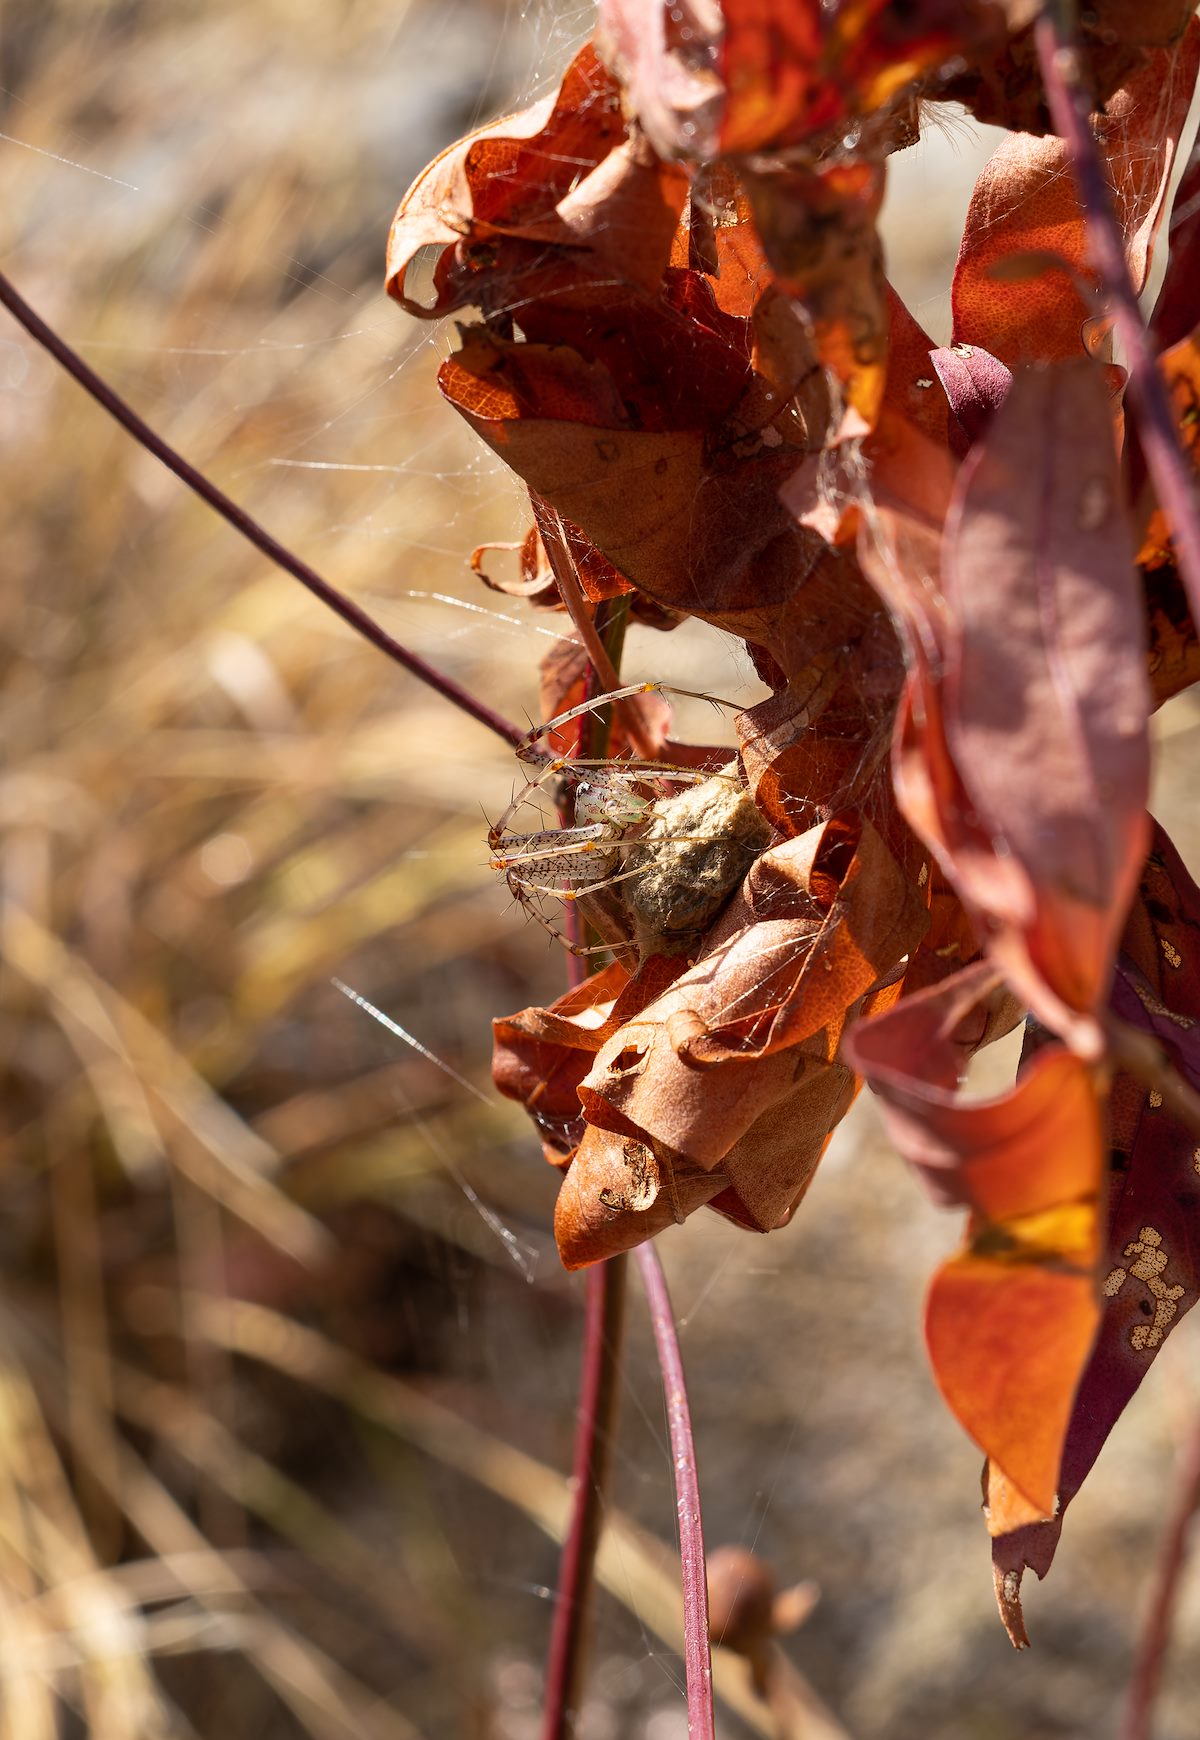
[553,812,928,1266]
[494,956,691,1161]
[848,966,1103,1535]
[387,46,686,318]
[992,821,1200,1645]
[439,317,873,684]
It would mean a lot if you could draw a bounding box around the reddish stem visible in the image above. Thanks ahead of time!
[1034,16,1200,621]
[1120,1408,1200,1740]
[636,1242,715,1739]
[0,269,525,751]
[541,1255,628,1739]
[543,593,632,1735]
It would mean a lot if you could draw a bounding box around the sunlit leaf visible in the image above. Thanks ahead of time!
[849,970,1104,1523]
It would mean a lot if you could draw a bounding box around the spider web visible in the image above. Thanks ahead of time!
[4,4,1200,1738]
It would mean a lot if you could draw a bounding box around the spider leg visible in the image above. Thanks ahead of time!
[503,871,631,958]
[485,755,576,850]
[488,826,613,877]
[516,681,744,764]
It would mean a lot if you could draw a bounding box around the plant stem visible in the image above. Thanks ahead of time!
[1034,14,1200,622]
[1120,1408,1200,1740]
[0,269,525,751]
[584,594,633,760]
[636,1242,716,1740]
[541,1254,629,1739]
[543,594,634,1736]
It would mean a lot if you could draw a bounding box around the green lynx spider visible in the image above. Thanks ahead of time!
[487,681,746,955]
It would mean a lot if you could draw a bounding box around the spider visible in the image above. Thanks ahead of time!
[488,682,772,958]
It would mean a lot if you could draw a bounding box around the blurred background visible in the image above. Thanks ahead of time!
[0,2,1199,1736]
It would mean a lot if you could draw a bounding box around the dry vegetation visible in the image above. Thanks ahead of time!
[1,3,1200,1738]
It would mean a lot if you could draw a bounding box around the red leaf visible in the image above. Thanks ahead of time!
[885,361,1150,1051]
[386,47,687,319]
[928,343,1012,456]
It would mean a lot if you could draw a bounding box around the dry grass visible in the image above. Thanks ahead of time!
[0,2,597,1732]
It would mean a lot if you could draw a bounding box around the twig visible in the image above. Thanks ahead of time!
[0,268,526,751]
[540,508,624,696]
[1102,1012,1200,1142]
[1120,1408,1200,1740]
[1035,13,1200,622]
[541,1256,628,1740]
[539,510,658,761]
[544,598,633,1734]
[636,1242,716,1739]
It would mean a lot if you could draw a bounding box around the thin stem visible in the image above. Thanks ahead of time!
[540,1255,628,1740]
[541,509,624,698]
[540,510,657,762]
[1120,1408,1200,1740]
[0,269,525,750]
[1035,15,1200,622]
[542,596,635,1736]
[636,1242,716,1740]
[583,595,632,762]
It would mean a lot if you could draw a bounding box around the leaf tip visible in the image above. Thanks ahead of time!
[992,1561,1032,1651]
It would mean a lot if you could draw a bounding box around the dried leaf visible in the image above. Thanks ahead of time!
[439,323,871,684]
[555,814,927,1266]
[742,160,888,426]
[386,47,687,319]
[952,27,1200,365]
[882,361,1150,1052]
[945,2,1197,131]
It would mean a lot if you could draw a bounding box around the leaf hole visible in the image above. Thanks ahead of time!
[611,1044,647,1074]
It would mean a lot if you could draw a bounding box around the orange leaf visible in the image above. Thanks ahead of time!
[850,972,1104,1520]
[993,821,1200,1642]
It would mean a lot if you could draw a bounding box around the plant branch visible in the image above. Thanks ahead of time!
[539,510,658,762]
[544,599,635,1735]
[1120,1407,1200,1740]
[1035,14,1200,622]
[636,1242,716,1740]
[0,268,525,750]
[541,1255,628,1740]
